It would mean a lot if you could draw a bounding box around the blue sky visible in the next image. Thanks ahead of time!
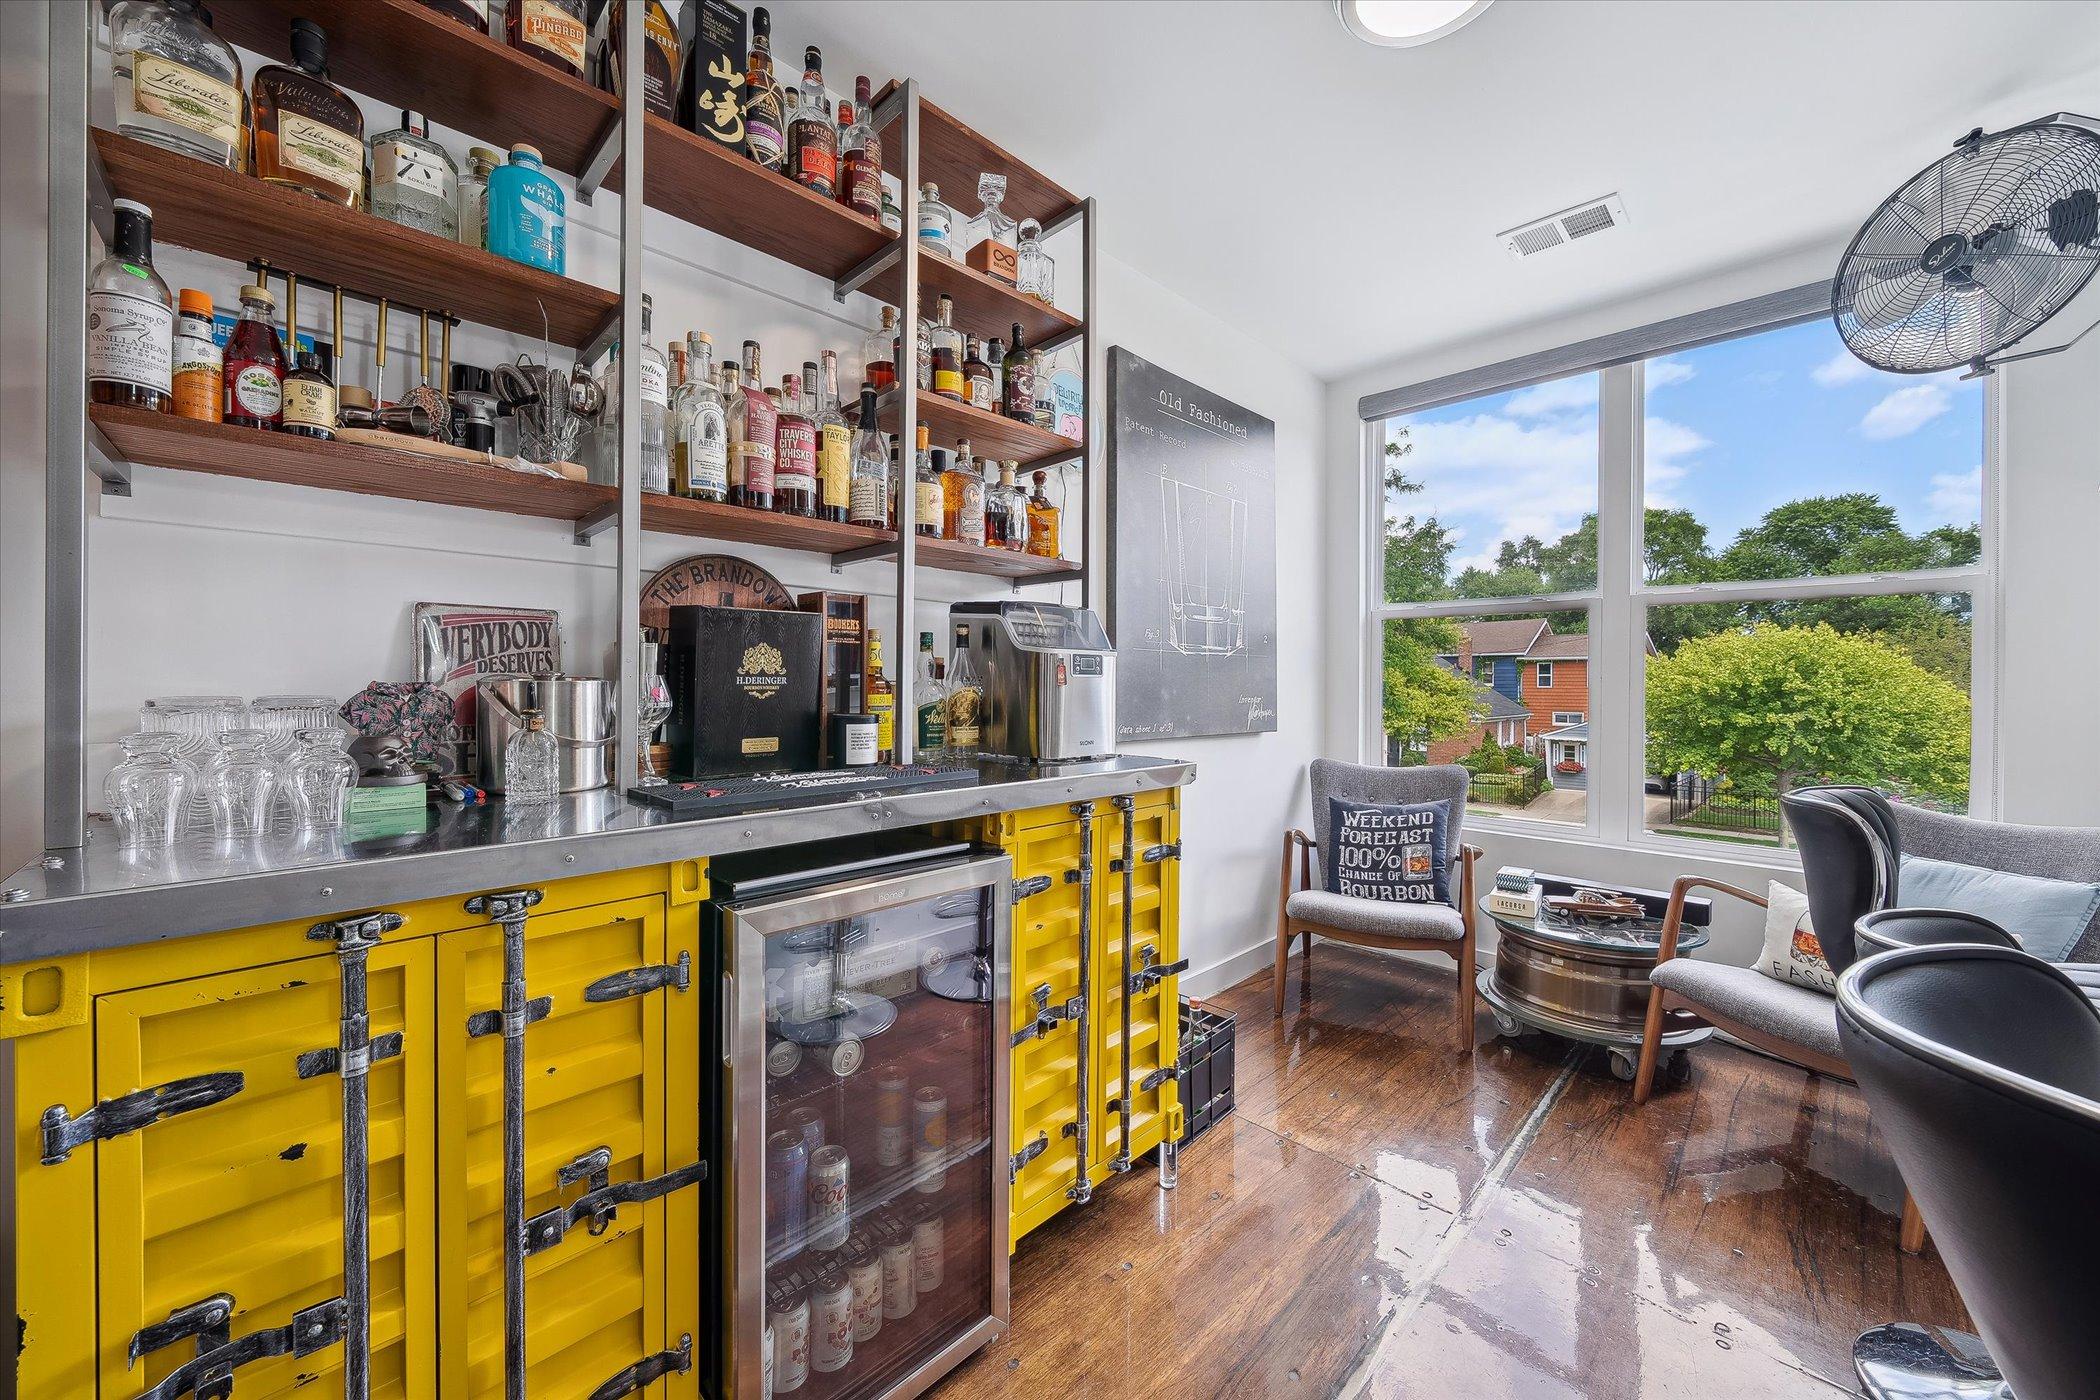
[1387,320,1985,577]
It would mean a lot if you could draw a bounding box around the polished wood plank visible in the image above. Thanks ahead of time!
[871,86,1081,230]
[873,250,1082,349]
[879,389,1081,469]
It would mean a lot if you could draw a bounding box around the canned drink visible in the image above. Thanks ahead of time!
[847,1248,884,1342]
[762,1323,775,1399]
[874,1074,909,1168]
[807,1145,851,1251]
[767,1292,810,1393]
[829,1036,865,1077]
[811,1271,854,1374]
[912,1086,947,1193]
[766,1037,802,1078]
[766,1130,809,1257]
[879,1238,916,1319]
[913,1213,945,1293]
[785,1105,826,1154]
[788,955,835,1025]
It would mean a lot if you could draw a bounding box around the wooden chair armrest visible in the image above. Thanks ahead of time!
[1286,828,1316,850]
[1656,874,1769,965]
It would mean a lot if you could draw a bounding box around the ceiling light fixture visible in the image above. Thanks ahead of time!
[1335,0,1494,48]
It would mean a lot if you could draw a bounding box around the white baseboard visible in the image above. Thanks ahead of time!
[1182,939,1279,1000]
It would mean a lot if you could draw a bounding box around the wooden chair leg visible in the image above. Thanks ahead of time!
[1631,984,1668,1104]
[1900,1189,1927,1254]
[1455,931,1476,1051]
[1273,921,1291,1020]
[1274,834,1296,1019]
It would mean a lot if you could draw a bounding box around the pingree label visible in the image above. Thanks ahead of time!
[521,0,587,68]
[132,53,239,148]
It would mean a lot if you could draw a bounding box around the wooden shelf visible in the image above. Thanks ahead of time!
[211,0,620,177]
[908,537,1083,581]
[91,405,614,520]
[873,85,1081,229]
[96,131,619,349]
[880,390,1081,469]
[876,249,1081,348]
[641,493,888,553]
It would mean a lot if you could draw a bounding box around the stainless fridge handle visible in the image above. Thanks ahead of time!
[721,972,736,1070]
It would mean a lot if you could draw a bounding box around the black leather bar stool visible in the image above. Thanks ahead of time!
[1838,943,2100,1400]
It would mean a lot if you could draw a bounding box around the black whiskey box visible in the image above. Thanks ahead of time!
[665,604,821,778]
[677,0,748,146]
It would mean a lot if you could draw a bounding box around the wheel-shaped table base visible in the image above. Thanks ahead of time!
[1478,968,1709,1081]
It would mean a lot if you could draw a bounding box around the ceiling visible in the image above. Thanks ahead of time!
[778,0,2100,381]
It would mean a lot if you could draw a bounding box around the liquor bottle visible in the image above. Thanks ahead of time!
[486,145,566,274]
[944,442,986,547]
[848,386,889,530]
[1002,323,1035,421]
[109,0,242,169]
[816,351,852,523]
[741,7,785,172]
[785,47,837,197]
[221,283,285,430]
[1031,345,1057,431]
[638,295,670,493]
[719,360,745,501]
[170,288,221,422]
[863,307,899,392]
[507,0,589,80]
[732,341,776,510]
[1026,468,1060,558]
[916,183,955,258]
[458,146,499,250]
[914,309,933,390]
[966,173,1017,285]
[369,109,459,239]
[880,186,902,235]
[914,430,943,539]
[914,632,946,758]
[929,295,963,402]
[962,337,993,411]
[1016,217,1055,302]
[944,623,983,757]
[888,441,901,529]
[282,350,336,440]
[983,337,1005,409]
[866,630,895,763]
[837,76,883,220]
[986,461,1027,552]
[775,371,818,516]
[610,0,680,120]
[419,0,490,35]
[250,19,363,206]
[86,200,173,413]
[676,333,729,501]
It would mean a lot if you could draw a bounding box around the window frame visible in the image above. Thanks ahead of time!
[1361,325,2000,860]
[1535,661,1553,689]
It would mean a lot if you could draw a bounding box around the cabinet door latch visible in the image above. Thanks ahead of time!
[1142,842,1182,864]
[465,888,545,922]
[1126,945,1189,996]
[1141,1065,1181,1093]
[40,1071,245,1166]
[588,1334,693,1400]
[1011,874,1054,902]
[465,997,552,1038]
[584,950,692,1003]
[295,1030,404,1080]
[132,1297,347,1400]
[1009,1132,1050,1183]
[1010,983,1086,1047]
[129,1294,234,1400]
[525,1157,708,1254]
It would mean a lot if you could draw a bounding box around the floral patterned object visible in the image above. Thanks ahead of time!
[341,682,455,770]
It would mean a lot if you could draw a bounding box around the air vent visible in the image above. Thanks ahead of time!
[1498,194,1629,259]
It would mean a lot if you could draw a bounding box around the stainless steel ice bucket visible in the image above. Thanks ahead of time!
[475,674,613,792]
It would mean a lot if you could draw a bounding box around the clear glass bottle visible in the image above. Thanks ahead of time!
[880,186,902,235]
[785,46,837,197]
[914,631,946,758]
[170,288,220,422]
[485,144,566,274]
[369,109,459,239]
[104,733,189,848]
[863,307,898,392]
[969,173,1016,278]
[848,385,889,530]
[915,309,933,391]
[929,294,963,401]
[87,199,173,413]
[986,460,1027,552]
[916,182,955,258]
[250,19,363,206]
[457,145,500,250]
[1015,217,1054,303]
[205,729,278,839]
[944,623,983,757]
[741,6,785,172]
[221,282,285,430]
[731,340,776,510]
[774,370,817,516]
[1026,468,1061,558]
[816,350,851,523]
[638,295,669,493]
[109,0,243,169]
[286,728,356,832]
[504,712,560,803]
[837,76,882,220]
[914,429,943,538]
[944,441,986,547]
[676,332,729,502]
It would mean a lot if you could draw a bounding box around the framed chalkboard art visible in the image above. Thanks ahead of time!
[1106,347,1277,740]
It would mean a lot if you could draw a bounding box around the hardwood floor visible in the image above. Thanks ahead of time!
[935,944,1971,1399]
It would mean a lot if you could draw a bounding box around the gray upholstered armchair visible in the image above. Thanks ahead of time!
[1275,761,1482,1048]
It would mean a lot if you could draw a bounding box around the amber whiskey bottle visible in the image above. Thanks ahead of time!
[250,20,363,206]
[507,0,590,81]
[785,46,837,197]
[611,0,681,120]
[741,7,785,172]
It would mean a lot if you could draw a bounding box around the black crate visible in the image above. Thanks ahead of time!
[1174,997,1236,1148]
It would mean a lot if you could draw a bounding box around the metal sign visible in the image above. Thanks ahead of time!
[412,603,563,777]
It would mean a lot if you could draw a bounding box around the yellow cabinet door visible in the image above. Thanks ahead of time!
[1003,810,1093,1247]
[437,892,700,1399]
[1093,794,1182,1176]
[93,939,437,1399]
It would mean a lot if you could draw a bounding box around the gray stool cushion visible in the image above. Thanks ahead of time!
[1650,957,1843,1062]
[1287,889,1465,942]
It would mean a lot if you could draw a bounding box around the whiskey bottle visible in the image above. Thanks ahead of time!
[986,461,1027,552]
[944,623,983,757]
[816,351,852,523]
[863,306,899,392]
[1002,323,1034,421]
[610,0,681,120]
[676,333,730,502]
[741,7,785,172]
[943,441,986,547]
[369,109,459,239]
[109,0,242,170]
[775,371,818,516]
[785,46,837,197]
[914,632,946,758]
[866,630,896,763]
[962,337,993,411]
[929,295,964,402]
[250,19,363,206]
[87,199,173,413]
[1026,468,1060,558]
[848,386,889,531]
[913,428,942,538]
[837,75,883,220]
[731,341,776,510]
[984,337,1006,408]
[507,0,590,81]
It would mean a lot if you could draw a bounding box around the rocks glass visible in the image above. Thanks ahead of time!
[103,733,189,848]
[286,727,357,832]
[205,729,278,838]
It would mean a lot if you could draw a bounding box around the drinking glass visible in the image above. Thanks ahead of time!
[141,694,247,830]
[637,673,672,786]
[103,733,189,848]
[286,727,357,832]
[205,729,278,838]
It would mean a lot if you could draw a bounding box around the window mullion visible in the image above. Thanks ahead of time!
[1591,361,1641,846]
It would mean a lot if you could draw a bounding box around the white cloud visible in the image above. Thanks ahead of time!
[1860,383,1953,439]
[1641,415,1712,508]
[1502,376,1598,418]
[1927,466,1982,521]
[1812,349,1874,387]
[1646,358,1695,389]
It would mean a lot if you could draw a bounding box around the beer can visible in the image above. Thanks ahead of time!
[913,1213,945,1293]
[912,1086,947,1193]
[766,1130,808,1256]
[788,954,835,1025]
[762,1323,775,1399]
[874,1073,909,1168]
[766,1037,802,1078]
[807,1144,851,1251]
[811,1271,854,1374]
[847,1247,884,1343]
[829,1035,865,1077]
[767,1291,809,1393]
[785,1105,826,1154]
[879,1237,916,1319]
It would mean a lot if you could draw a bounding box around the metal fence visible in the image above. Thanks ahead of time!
[1666,775,1782,835]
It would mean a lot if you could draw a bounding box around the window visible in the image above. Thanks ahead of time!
[1368,310,1989,851]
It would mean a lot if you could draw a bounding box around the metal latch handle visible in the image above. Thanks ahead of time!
[129,1295,233,1400]
[1011,874,1054,901]
[584,950,692,1003]
[42,1072,245,1166]
[525,1160,708,1254]
[132,1298,347,1400]
[1009,1132,1050,1183]
[588,1335,693,1400]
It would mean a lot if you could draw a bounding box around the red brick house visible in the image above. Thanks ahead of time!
[1435,620,1599,786]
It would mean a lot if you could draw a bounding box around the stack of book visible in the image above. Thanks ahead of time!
[1487,866,1541,919]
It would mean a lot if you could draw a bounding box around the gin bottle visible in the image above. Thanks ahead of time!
[848,386,889,530]
[369,109,459,239]
[633,295,669,493]
[109,0,243,169]
[675,333,729,502]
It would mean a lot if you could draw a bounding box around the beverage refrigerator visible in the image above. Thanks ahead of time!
[706,836,1012,1399]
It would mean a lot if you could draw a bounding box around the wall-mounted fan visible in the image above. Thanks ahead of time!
[1832,115,2100,377]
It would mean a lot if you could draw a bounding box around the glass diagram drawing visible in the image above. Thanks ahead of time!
[1160,474,1248,656]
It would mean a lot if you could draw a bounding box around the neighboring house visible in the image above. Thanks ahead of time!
[1434,620,1612,788]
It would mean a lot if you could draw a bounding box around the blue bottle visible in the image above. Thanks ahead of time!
[485,143,565,275]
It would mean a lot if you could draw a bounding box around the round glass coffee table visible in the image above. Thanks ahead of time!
[1477,897,1713,1083]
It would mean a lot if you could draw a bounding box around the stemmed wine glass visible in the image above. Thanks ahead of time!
[636,673,672,786]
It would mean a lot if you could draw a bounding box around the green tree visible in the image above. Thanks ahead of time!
[1382,617,1481,753]
[1645,623,1969,841]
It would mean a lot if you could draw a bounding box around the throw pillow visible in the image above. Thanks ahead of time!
[1899,855,2100,963]
[1756,881,1837,995]
[1325,797,1452,905]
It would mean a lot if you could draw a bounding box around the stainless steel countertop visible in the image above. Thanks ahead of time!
[0,755,1195,963]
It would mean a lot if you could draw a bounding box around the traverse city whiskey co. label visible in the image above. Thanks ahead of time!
[641,553,794,630]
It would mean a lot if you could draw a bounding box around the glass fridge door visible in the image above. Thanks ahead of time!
[725,852,1012,1399]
